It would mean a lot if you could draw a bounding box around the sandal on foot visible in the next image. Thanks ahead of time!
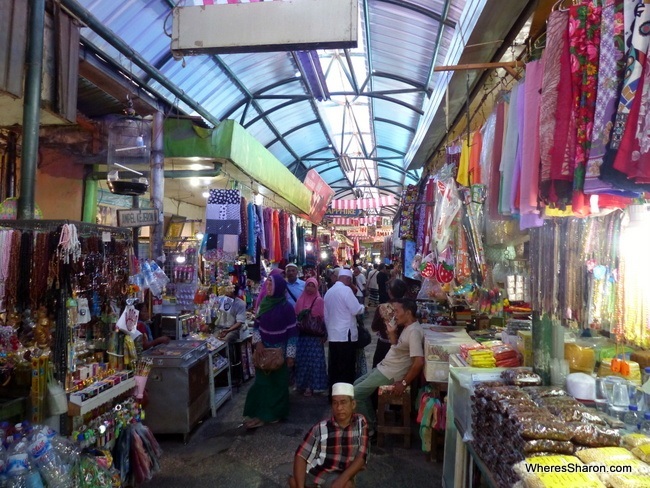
[244,418,264,429]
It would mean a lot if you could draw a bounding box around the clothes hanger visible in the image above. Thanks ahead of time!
[552,0,570,12]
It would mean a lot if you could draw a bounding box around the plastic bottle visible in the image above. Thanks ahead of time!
[26,434,72,488]
[641,412,650,435]
[6,439,43,488]
[0,443,8,487]
[624,405,641,432]
[643,366,650,386]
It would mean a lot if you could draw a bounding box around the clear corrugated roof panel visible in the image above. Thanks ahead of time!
[74,0,480,212]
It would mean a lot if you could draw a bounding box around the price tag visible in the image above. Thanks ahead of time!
[102,232,111,243]
[471,372,502,384]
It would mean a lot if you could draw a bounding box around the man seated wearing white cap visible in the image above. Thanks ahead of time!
[289,382,369,488]
[353,298,424,436]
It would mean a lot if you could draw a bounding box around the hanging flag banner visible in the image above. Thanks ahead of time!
[346,227,368,237]
[303,169,335,224]
[330,195,396,210]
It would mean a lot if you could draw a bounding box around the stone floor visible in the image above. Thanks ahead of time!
[143,311,444,488]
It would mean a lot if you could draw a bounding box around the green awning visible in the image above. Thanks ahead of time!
[163,119,311,215]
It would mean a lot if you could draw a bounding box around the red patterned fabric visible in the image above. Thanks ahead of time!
[568,1,601,215]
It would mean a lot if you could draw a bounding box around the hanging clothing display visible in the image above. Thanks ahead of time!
[205,189,241,257]
[499,83,520,215]
[585,0,625,194]
[519,59,544,230]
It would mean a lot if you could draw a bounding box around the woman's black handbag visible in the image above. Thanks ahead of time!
[297,298,327,337]
[356,324,372,349]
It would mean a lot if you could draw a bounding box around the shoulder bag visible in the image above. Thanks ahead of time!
[253,347,285,372]
[297,297,327,337]
[356,323,372,349]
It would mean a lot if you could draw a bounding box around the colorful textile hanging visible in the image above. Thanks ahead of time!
[499,83,520,215]
[519,59,544,229]
[539,9,573,206]
[568,1,602,204]
[330,195,396,210]
[205,189,241,257]
[585,0,625,194]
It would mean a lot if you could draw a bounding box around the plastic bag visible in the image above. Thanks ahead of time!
[432,177,462,254]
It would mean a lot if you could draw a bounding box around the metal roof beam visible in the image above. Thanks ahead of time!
[343,49,361,95]
[375,0,456,29]
[211,55,301,161]
[266,119,320,147]
[376,145,406,156]
[425,0,452,91]
[329,92,424,115]
[375,117,416,134]
[371,71,432,94]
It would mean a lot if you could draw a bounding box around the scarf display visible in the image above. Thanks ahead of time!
[205,189,241,256]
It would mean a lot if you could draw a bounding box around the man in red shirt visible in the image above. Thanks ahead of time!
[289,382,369,488]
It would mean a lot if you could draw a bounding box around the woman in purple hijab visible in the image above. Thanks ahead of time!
[253,267,284,313]
[243,273,298,429]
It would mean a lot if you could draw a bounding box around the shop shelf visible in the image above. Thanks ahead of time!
[213,387,232,410]
[68,377,136,417]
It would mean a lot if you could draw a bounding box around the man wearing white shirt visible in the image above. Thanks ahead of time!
[324,269,365,390]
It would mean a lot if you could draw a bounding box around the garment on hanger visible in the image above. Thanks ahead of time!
[509,80,525,215]
[256,204,266,251]
[539,9,573,206]
[205,189,241,255]
[499,83,520,215]
[468,130,482,186]
[488,101,506,221]
[456,136,471,187]
[247,202,256,261]
[520,59,544,229]
[568,1,602,209]
[239,196,248,254]
[585,0,625,194]
[264,207,274,259]
[272,210,282,262]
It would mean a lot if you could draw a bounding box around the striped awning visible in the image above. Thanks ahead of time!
[328,217,380,226]
[330,195,396,210]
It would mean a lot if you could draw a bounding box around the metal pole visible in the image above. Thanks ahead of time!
[132,195,140,258]
[82,171,98,223]
[18,0,46,220]
[150,111,165,263]
[5,132,17,199]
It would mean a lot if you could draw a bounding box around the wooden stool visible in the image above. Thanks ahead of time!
[376,385,411,448]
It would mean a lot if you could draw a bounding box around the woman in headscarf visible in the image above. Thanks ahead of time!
[253,267,284,313]
[243,274,298,429]
[294,277,328,396]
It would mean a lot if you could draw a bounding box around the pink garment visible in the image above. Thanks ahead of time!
[519,59,544,229]
[294,277,324,318]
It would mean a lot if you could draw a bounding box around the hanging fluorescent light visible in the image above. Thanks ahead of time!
[295,50,330,101]
[202,190,210,198]
[339,154,353,173]
[255,193,264,205]
[176,255,186,264]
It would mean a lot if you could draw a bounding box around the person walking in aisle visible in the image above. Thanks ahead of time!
[376,264,390,304]
[243,274,298,429]
[353,299,424,434]
[294,277,328,396]
[289,382,369,488]
[366,264,380,306]
[324,269,365,391]
[285,263,305,308]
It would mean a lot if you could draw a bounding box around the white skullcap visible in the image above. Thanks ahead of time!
[332,382,354,398]
[285,263,298,269]
[339,269,353,278]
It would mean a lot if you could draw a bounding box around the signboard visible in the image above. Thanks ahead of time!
[373,227,392,237]
[304,169,335,224]
[325,208,363,218]
[346,226,367,237]
[117,208,159,227]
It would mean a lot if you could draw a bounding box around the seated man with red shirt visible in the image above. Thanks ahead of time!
[135,303,170,350]
[289,382,368,488]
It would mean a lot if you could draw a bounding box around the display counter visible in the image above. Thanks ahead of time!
[442,366,506,488]
[141,340,210,441]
